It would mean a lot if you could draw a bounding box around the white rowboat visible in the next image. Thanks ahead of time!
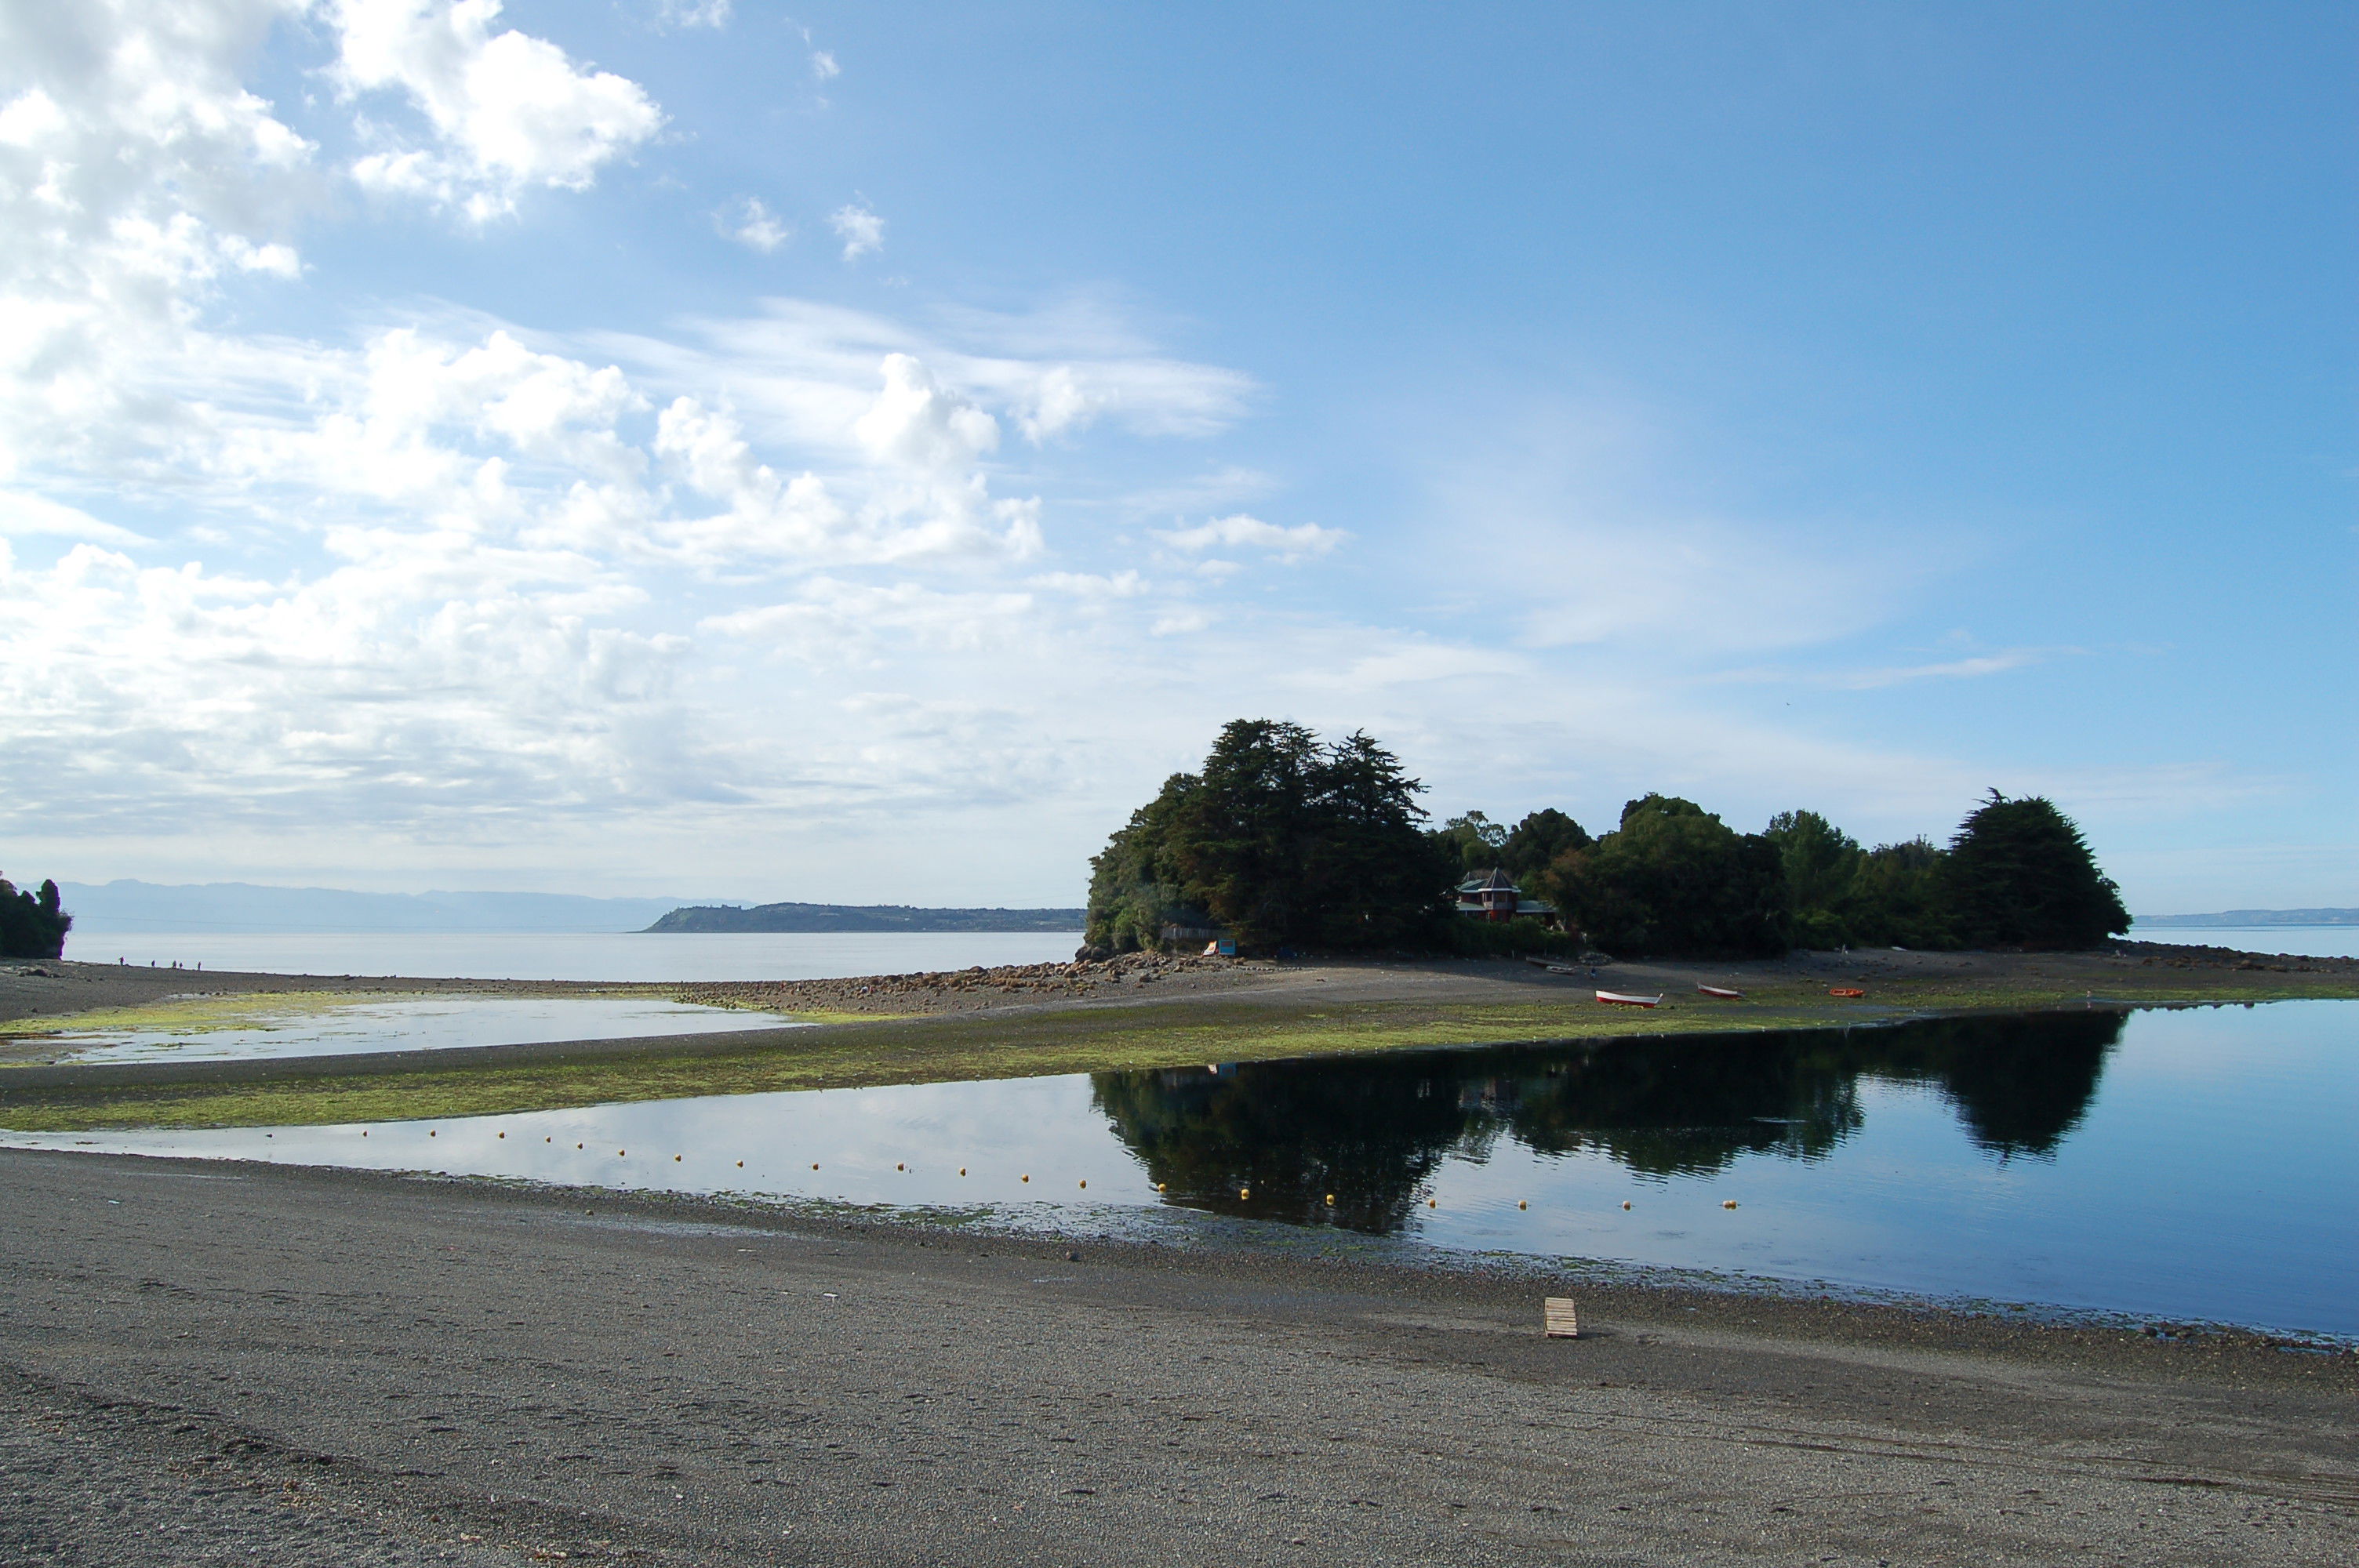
[1696,985,1744,999]
[1596,990,1663,1007]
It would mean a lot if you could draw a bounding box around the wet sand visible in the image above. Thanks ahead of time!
[1,1148,2351,1566]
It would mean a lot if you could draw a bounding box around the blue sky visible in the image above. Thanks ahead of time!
[0,1,2349,912]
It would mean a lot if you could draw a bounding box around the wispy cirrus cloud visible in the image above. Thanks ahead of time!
[1155,513,1343,561]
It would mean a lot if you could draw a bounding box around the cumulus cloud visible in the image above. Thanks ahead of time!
[829,200,883,260]
[853,354,998,471]
[329,0,663,220]
[810,49,840,81]
[1156,514,1345,561]
[722,196,790,252]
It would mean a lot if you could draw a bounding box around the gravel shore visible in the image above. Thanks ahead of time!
[2,1148,2352,1566]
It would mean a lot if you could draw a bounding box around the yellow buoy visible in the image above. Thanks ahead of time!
[1325,1193,1335,1205]
[1022,1174,1030,1183]
[360,1131,367,1138]
[618,1149,626,1157]
[1722,1200,1739,1210]
[497,1132,504,1139]
[1518,1200,1528,1210]
[544,1137,551,1143]
[1621,1200,1632,1210]
[674,1155,682,1163]
[896,1163,905,1171]
[576,1142,583,1149]
[960,1167,968,1176]
[1078,1179,1087,1189]
[1427,1198,1438,1208]
[1239,1187,1250,1200]
[1155,1181,1166,1192]
[811,1162,820,1171]
[736,1160,743,1167]
[428,1130,436,1138]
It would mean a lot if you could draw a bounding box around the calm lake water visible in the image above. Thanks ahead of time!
[24,996,809,1064]
[9,1000,2352,1338]
[64,931,1085,982]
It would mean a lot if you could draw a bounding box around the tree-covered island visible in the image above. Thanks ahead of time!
[1086,720,2129,960]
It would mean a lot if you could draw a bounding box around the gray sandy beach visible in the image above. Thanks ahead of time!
[2,1148,2351,1566]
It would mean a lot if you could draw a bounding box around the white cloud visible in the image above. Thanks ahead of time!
[722,197,790,252]
[0,492,147,546]
[829,200,883,260]
[853,354,998,471]
[1156,513,1344,561]
[329,0,663,219]
[659,0,732,27]
[811,49,839,81]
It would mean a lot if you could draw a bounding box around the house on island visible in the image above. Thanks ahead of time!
[1453,869,1557,924]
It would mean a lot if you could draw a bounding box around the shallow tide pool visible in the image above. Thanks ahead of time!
[6,1001,2353,1338]
[11,994,809,1063]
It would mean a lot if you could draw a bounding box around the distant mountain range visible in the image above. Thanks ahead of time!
[2132,909,2359,927]
[645,902,1085,934]
[59,880,699,934]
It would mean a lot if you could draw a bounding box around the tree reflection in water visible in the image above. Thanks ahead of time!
[1089,1011,2124,1233]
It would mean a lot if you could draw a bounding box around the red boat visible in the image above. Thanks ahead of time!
[1829,987,1866,998]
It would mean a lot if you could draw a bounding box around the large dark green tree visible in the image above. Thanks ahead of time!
[1762,809,1863,948]
[1538,794,1788,957]
[1499,808,1590,881]
[1085,720,1446,953]
[1943,792,2128,949]
[1428,811,1507,877]
[0,873,71,960]
[1844,837,1958,949]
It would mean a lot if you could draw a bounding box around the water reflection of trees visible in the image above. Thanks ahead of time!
[1089,1011,2123,1232]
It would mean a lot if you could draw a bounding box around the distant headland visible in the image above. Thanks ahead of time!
[2132,909,2359,927]
[644,902,1085,934]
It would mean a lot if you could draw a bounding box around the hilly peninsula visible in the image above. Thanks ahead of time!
[644,901,1084,934]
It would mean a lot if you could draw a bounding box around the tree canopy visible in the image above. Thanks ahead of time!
[1536,795,1788,958]
[1088,727,2131,958]
[1085,720,1446,953]
[1944,791,2129,949]
[0,873,71,960]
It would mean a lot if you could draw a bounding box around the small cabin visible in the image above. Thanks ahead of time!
[1454,869,1557,924]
